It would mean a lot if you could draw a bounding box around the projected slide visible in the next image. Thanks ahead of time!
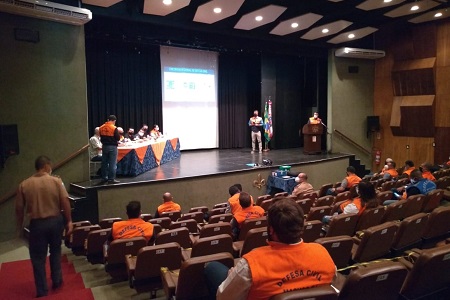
[160,46,219,150]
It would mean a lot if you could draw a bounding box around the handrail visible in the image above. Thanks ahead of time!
[0,144,89,205]
[333,129,371,156]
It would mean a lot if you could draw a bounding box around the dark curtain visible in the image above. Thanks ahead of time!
[218,52,261,149]
[86,40,162,135]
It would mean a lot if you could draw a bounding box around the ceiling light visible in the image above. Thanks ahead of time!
[344,48,350,53]
[322,28,329,33]
[163,0,172,5]
[255,16,263,21]
[435,12,443,17]
[213,7,222,14]
[411,5,419,11]
[348,33,355,39]
[291,22,299,28]
[384,0,392,3]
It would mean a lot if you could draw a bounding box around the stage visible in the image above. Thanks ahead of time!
[69,148,356,223]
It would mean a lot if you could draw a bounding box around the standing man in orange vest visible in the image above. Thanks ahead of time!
[99,115,120,184]
[205,199,336,299]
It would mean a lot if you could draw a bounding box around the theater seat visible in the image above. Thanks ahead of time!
[355,206,384,232]
[181,234,233,261]
[70,224,101,256]
[237,217,267,241]
[269,284,338,300]
[324,213,359,238]
[188,206,208,214]
[295,198,314,214]
[421,206,450,248]
[169,219,198,234]
[391,213,428,255]
[86,228,111,264]
[399,244,450,300]
[178,211,204,224]
[207,213,233,224]
[155,227,191,249]
[376,191,393,206]
[161,252,234,300]
[191,222,232,244]
[212,202,228,209]
[233,227,268,258]
[305,206,331,222]
[403,194,427,218]
[99,217,122,229]
[140,213,153,222]
[160,211,181,222]
[314,195,335,207]
[334,191,351,205]
[301,220,323,242]
[149,217,172,230]
[317,183,333,197]
[315,235,353,269]
[256,194,272,206]
[64,220,91,248]
[209,207,227,217]
[380,200,407,223]
[422,189,444,213]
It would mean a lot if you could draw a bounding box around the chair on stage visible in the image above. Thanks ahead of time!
[149,217,172,230]
[160,211,181,222]
[295,198,314,214]
[181,234,233,261]
[233,227,268,258]
[391,212,428,255]
[126,242,182,297]
[237,217,267,241]
[70,224,101,256]
[99,217,122,229]
[315,235,353,269]
[301,220,323,242]
[86,228,111,264]
[355,206,385,232]
[269,284,338,300]
[161,252,234,300]
[155,227,191,249]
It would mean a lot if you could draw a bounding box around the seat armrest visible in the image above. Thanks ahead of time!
[161,267,177,299]
[397,257,413,270]
[125,255,136,288]
[103,243,109,262]
[181,249,191,261]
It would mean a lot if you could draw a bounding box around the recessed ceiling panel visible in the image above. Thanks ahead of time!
[270,13,323,36]
[301,20,352,40]
[194,0,245,24]
[357,0,406,11]
[234,5,287,30]
[327,26,378,44]
[82,0,123,7]
[143,0,191,16]
[409,8,450,24]
[384,1,440,18]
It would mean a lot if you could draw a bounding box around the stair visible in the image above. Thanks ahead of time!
[349,156,371,179]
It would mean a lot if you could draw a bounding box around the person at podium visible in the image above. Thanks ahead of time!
[308,112,321,125]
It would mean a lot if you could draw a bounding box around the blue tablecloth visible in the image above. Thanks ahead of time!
[267,175,296,195]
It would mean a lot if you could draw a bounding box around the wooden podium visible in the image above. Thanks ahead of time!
[302,123,323,154]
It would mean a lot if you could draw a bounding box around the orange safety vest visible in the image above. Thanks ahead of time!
[157,201,181,215]
[228,193,254,215]
[346,174,361,188]
[309,117,321,125]
[385,168,398,178]
[244,241,335,300]
[339,197,365,215]
[112,218,154,242]
[422,171,436,181]
[403,167,415,178]
[233,205,265,228]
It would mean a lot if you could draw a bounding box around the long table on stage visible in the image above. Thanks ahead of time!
[116,138,180,177]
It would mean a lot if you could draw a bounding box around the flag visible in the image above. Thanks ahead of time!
[264,100,273,142]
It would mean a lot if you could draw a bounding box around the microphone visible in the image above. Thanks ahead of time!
[320,121,327,128]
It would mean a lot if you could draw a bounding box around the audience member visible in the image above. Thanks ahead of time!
[291,172,314,198]
[205,199,336,299]
[89,127,102,161]
[402,160,415,178]
[382,161,398,180]
[99,115,120,184]
[154,192,181,218]
[230,192,265,240]
[150,124,163,139]
[327,166,361,195]
[15,155,73,297]
[420,162,436,181]
[323,181,378,223]
[109,200,154,243]
[384,169,436,205]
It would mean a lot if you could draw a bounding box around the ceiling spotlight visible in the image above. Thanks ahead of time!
[291,22,299,28]
[213,7,222,14]
[255,16,263,21]
[435,12,443,17]
[411,5,419,11]
[163,0,172,5]
[322,28,329,34]
[384,0,392,3]
[348,33,355,39]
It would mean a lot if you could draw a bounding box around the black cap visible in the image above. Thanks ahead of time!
[108,115,117,121]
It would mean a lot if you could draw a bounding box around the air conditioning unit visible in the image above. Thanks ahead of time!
[0,0,92,26]
[335,47,385,59]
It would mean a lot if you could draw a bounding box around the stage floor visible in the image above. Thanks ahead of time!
[80,148,351,188]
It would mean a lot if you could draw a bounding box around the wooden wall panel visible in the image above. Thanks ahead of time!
[435,66,450,127]
[435,128,450,164]
[412,23,437,59]
[436,22,450,67]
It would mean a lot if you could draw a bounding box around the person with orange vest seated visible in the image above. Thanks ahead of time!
[109,200,154,243]
[322,181,378,224]
[154,192,181,218]
[402,160,415,178]
[226,184,254,215]
[308,112,321,125]
[327,166,361,195]
[382,161,399,180]
[205,199,336,299]
[150,124,163,140]
[420,162,436,181]
[230,192,265,240]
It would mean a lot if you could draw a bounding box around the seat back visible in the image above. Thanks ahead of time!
[149,217,172,230]
[71,224,101,255]
[391,213,428,252]
[133,242,182,292]
[107,237,147,265]
[318,183,333,197]
[260,199,273,211]
[160,211,182,222]
[421,206,450,247]
[179,211,204,224]
[435,176,450,189]
[301,220,323,242]
[305,206,332,222]
[188,206,208,214]
[395,177,410,188]
[348,185,358,198]
[155,227,191,249]
[140,213,153,222]
[99,217,122,229]
[380,180,396,192]
[376,191,393,205]
[274,191,288,198]
[209,207,227,217]
[325,213,359,238]
[422,189,444,213]
[238,216,267,241]
[174,252,234,300]
[64,220,92,248]
[256,194,272,206]
[330,200,346,215]
[190,234,233,258]
[169,219,198,234]
[334,191,351,204]
[239,227,269,257]
[315,195,335,207]
[400,244,450,299]
[269,284,338,300]
[352,221,399,263]
[295,198,314,214]
[299,191,318,202]
[198,222,232,239]
[151,224,162,243]
[355,206,385,231]
[403,194,428,218]
[208,213,233,224]
[86,228,111,264]
[380,200,407,223]
[339,261,408,300]
[212,202,228,209]
[314,235,353,269]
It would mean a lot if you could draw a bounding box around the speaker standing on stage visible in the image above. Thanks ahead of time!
[248,110,263,153]
[99,115,120,184]
[308,112,321,125]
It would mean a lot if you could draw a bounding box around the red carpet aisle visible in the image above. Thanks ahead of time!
[0,255,94,300]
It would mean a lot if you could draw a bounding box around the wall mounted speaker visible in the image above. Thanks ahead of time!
[367,116,380,132]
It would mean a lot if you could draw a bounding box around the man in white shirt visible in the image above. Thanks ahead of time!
[89,127,102,161]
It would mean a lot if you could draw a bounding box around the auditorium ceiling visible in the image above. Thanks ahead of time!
[60,0,450,52]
